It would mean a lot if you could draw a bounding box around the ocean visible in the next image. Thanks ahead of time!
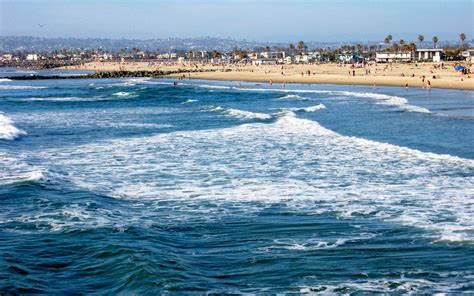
[1,68,473,293]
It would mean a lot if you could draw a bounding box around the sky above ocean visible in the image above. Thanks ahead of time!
[0,0,472,42]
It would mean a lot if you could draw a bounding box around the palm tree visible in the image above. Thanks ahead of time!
[432,36,439,49]
[392,43,399,52]
[265,45,271,52]
[460,33,466,49]
[399,39,406,51]
[418,35,424,48]
[297,40,305,55]
[188,50,194,60]
[289,43,295,56]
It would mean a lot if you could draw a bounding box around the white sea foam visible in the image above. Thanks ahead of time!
[298,277,467,294]
[113,91,134,97]
[32,112,474,241]
[209,106,272,120]
[285,103,326,113]
[24,96,98,102]
[0,78,12,82]
[235,87,431,114]
[0,152,42,186]
[183,99,198,104]
[0,113,26,140]
[279,94,310,101]
[0,85,47,90]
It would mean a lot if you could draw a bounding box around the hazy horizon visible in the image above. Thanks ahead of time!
[1,0,472,43]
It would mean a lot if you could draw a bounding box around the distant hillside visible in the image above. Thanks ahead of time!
[0,36,342,52]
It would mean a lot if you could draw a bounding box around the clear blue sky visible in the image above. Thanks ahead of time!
[0,0,472,42]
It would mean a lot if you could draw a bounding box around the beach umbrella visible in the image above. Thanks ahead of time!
[454,65,466,71]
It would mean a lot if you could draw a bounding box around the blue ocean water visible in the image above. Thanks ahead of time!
[1,68,474,293]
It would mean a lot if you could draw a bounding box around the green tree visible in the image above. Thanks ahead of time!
[418,35,424,48]
[460,33,466,49]
[289,43,295,56]
[432,36,439,48]
[297,40,305,55]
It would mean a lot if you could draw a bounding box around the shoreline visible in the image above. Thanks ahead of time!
[5,60,474,90]
[170,72,474,90]
[65,61,474,91]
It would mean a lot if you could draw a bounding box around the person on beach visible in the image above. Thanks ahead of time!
[427,80,431,89]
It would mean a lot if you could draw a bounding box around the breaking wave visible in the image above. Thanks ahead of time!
[0,85,47,90]
[0,113,26,140]
[285,103,326,113]
[113,91,135,97]
[0,152,43,186]
[235,87,432,114]
[279,94,310,101]
[35,112,474,242]
[209,106,272,120]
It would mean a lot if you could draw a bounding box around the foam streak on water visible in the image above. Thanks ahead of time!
[32,112,474,242]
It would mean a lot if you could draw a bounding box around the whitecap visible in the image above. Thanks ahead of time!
[234,87,431,114]
[209,106,272,120]
[113,91,134,97]
[0,85,47,90]
[285,104,326,113]
[279,94,310,101]
[0,152,42,186]
[0,113,26,140]
[183,99,198,104]
[0,78,12,82]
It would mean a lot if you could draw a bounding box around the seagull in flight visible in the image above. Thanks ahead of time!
[38,24,45,28]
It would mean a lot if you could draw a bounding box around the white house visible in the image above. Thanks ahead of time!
[375,52,413,63]
[415,49,443,62]
[260,51,285,59]
[0,53,13,61]
[461,49,474,61]
[26,53,38,61]
[252,58,277,66]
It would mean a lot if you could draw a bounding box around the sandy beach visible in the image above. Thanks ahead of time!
[66,61,474,90]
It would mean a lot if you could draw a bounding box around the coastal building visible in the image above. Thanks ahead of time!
[461,49,474,61]
[252,58,278,65]
[338,54,362,63]
[156,53,178,60]
[26,53,38,61]
[0,53,13,61]
[415,49,443,62]
[375,52,413,63]
[260,51,285,59]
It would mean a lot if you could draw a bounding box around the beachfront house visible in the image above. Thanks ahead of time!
[375,52,413,63]
[260,51,285,59]
[252,58,278,66]
[26,53,38,61]
[415,49,443,62]
[0,53,13,61]
[461,49,474,61]
[338,53,362,63]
